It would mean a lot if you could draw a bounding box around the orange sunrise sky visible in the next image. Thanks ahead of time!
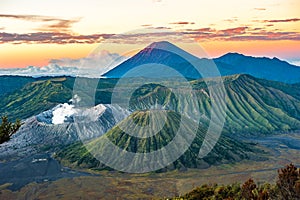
[0,0,300,68]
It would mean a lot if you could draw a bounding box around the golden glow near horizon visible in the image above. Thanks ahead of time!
[0,0,300,68]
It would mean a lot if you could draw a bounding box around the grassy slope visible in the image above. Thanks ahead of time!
[0,76,35,97]
[0,77,74,121]
[0,77,118,121]
[129,74,300,135]
[223,75,300,134]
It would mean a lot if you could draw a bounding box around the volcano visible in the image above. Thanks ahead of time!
[102,41,203,79]
[56,110,265,172]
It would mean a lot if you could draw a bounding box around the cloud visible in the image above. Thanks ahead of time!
[169,21,195,25]
[184,28,214,33]
[0,64,100,78]
[289,59,300,67]
[254,8,266,11]
[224,32,300,41]
[36,19,80,32]
[0,50,128,77]
[49,50,128,74]
[1,14,300,45]
[252,28,263,31]
[262,18,300,23]
[1,24,300,45]
[0,14,51,20]
[0,32,114,44]
[219,27,248,35]
[0,14,80,32]
[100,31,193,44]
[141,24,152,27]
[182,26,300,42]
[140,25,171,30]
[0,64,79,77]
[224,19,238,23]
[223,17,239,23]
[150,26,171,30]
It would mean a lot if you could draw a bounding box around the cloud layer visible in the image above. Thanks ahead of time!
[1,26,300,45]
[0,14,80,32]
[0,64,79,77]
[1,13,300,45]
[0,32,113,44]
[263,18,300,23]
[169,21,195,25]
[0,50,127,77]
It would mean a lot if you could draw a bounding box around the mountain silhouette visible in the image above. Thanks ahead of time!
[102,41,202,79]
[103,41,300,83]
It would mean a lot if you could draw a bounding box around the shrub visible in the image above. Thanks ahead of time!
[241,178,257,199]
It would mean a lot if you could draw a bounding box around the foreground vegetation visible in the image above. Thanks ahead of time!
[0,162,299,199]
[172,163,300,200]
[0,116,21,144]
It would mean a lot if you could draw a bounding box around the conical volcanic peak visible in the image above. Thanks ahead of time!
[56,108,266,172]
[104,110,185,153]
[145,41,193,56]
[102,41,202,79]
[147,41,178,49]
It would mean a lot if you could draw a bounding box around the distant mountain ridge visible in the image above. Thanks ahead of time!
[103,41,300,83]
[0,76,35,97]
[0,77,74,121]
[214,52,300,83]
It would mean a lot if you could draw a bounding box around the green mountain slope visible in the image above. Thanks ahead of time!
[0,76,120,121]
[0,77,74,120]
[0,76,35,97]
[56,110,265,171]
[128,74,300,135]
[2,74,300,134]
[223,75,300,133]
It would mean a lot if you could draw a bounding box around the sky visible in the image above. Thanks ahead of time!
[0,0,300,69]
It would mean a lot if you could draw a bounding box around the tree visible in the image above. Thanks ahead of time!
[277,163,300,199]
[0,116,22,144]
